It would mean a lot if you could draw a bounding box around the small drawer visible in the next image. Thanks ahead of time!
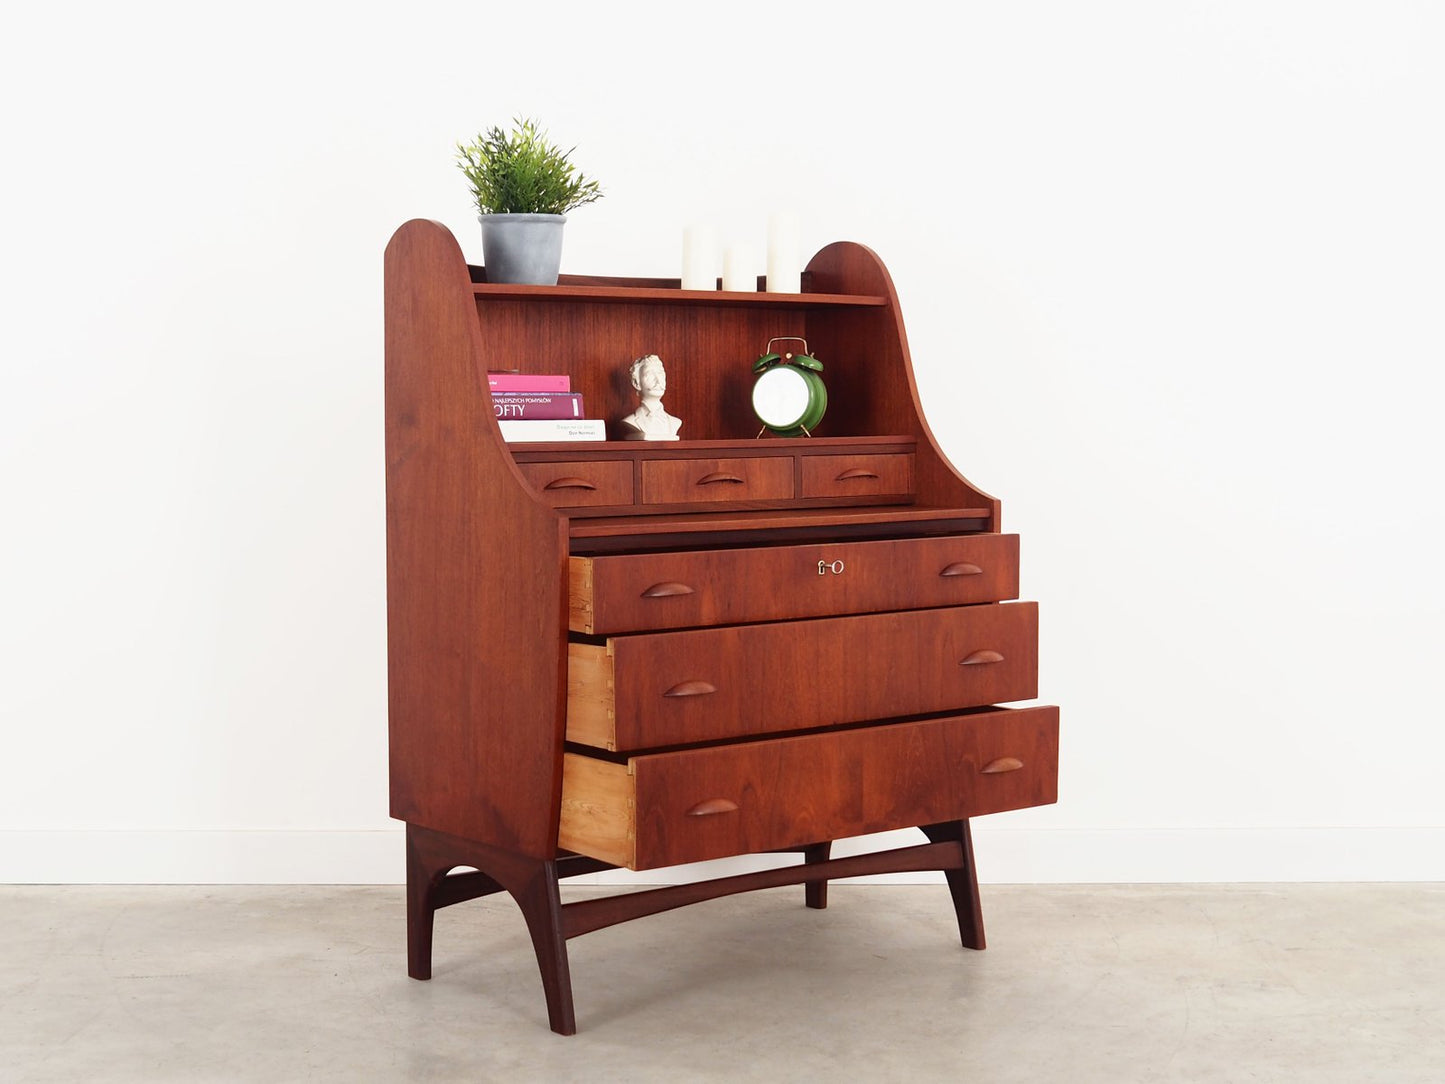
[640,457,794,505]
[569,534,1019,634]
[517,460,633,508]
[559,705,1060,870]
[567,601,1038,750]
[799,453,914,498]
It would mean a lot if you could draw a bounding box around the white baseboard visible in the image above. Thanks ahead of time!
[3,826,1442,885]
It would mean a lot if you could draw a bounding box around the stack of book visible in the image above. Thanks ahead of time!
[489,373,605,442]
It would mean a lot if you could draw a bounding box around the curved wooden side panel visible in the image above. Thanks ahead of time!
[803,243,1001,530]
[385,219,569,857]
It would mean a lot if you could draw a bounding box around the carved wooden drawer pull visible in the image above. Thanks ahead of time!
[686,798,739,816]
[940,562,983,577]
[834,468,880,481]
[542,476,597,491]
[663,680,718,698]
[641,582,695,598]
[696,472,746,485]
[960,649,1005,666]
[981,757,1024,774]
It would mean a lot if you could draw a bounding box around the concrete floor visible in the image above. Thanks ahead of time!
[1,883,1441,1082]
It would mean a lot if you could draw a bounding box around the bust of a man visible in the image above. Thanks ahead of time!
[619,354,681,440]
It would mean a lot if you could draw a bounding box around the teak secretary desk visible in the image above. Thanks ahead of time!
[384,218,1059,1034]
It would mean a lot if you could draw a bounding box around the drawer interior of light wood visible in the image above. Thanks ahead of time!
[558,753,636,868]
[566,641,615,750]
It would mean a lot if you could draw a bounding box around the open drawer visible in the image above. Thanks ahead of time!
[569,533,1019,634]
[558,705,1060,870]
[568,601,1038,750]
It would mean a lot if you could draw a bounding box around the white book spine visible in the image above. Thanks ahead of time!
[497,419,607,443]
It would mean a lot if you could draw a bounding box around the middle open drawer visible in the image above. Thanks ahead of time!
[568,601,1038,751]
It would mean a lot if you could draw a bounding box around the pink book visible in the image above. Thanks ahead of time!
[492,393,586,420]
[487,372,571,393]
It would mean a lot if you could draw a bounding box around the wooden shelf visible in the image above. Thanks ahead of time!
[472,282,888,308]
[510,435,916,460]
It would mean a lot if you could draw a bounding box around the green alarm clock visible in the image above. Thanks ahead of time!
[752,337,826,437]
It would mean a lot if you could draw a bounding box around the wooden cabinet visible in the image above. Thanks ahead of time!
[385,219,1059,1034]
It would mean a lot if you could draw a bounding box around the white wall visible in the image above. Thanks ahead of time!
[3,1,1442,883]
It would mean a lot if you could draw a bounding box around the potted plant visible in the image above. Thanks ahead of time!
[456,117,603,285]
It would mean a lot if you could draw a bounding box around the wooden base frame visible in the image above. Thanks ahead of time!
[405,821,986,1035]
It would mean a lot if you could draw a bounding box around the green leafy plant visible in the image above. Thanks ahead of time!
[456,117,603,216]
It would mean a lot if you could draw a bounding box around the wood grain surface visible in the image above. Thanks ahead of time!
[385,219,569,856]
[572,602,1038,750]
[516,459,634,508]
[570,533,1020,634]
[798,452,915,498]
[640,455,795,504]
[558,705,1059,870]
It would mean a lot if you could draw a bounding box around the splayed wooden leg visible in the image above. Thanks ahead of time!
[405,824,449,980]
[921,819,986,949]
[513,860,576,1035]
[404,825,577,1033]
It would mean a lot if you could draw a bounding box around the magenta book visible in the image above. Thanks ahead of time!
[487,372,571,393]
[492,393,586,420]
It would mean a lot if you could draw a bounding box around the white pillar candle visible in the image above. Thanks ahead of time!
[766,212,801,294]
[681,224,716,291]
[722,243,754,292]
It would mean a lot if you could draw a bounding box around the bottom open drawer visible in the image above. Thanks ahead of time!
[558,705,1059,871]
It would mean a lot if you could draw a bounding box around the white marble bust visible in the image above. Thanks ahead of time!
[619,354,681,440]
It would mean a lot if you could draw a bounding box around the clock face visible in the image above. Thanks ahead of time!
[752,366,812,428]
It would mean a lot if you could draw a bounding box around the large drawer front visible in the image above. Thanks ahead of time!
[567,601,1038,750]
[559,705,1060,870]
[569,534,1020,634]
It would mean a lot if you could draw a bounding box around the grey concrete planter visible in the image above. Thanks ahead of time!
[479,213,566,285]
